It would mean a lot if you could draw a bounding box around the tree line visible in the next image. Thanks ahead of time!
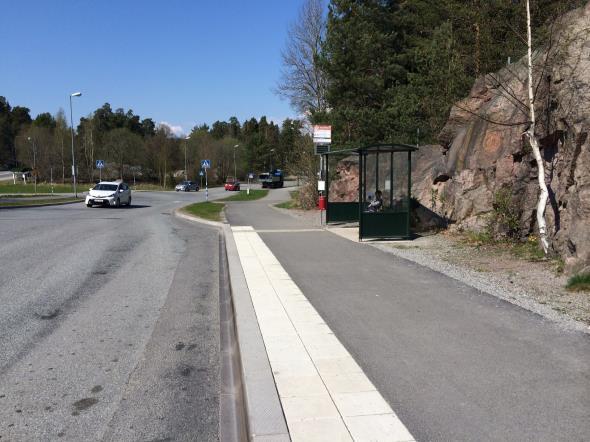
[278,0,583,145]
[0,97,311,186]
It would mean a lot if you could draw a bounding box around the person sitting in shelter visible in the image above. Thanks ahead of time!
[367,190,383,212]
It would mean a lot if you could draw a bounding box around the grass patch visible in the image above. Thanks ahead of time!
[0,197,82,207]
[132,183,175,191]
[0,183,77,194]
[220,189,268,201]
[464,229,495,245]
[566,273,590,292]
[182,202,224,222]
[511,240,546,261]
[0,193,55,198]
[275,191,300,209]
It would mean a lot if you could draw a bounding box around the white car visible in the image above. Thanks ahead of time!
[86,181,131,207]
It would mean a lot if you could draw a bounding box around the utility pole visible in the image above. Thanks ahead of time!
[69,92,82,197]
[184,136,190,181]
[233,144,239,179]
[27,137,37,194]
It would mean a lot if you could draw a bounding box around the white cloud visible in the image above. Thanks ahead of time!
[158,121,185,138]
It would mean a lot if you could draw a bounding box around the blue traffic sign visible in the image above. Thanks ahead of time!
[96,159,105,169]
[199,171,204,176]
[200,159,211,169]
[248,173,254,179]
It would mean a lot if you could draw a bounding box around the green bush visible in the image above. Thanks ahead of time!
[491,186,521,238]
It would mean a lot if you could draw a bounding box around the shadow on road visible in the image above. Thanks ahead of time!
[88,205,152,209]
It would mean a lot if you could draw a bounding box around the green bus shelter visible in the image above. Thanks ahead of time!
[322,144,418,241]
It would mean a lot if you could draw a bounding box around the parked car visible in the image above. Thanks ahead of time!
[260,169,284,188]
[224,177,240,191]
[86,181,131,207]
[175,181,199,192]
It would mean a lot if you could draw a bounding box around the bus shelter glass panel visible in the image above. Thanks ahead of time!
[362,152,394,212]
[391,151,410,212]
[326,153,359,223]
[359,148,412,240]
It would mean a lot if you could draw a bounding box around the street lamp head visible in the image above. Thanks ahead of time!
[71,92,82,97]
[234,144,239,148]
[27,137,31,141]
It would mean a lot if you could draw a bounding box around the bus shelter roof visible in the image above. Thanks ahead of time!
[323,143,418,156]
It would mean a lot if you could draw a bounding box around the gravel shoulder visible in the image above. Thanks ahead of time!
[372,232,589,331]
[274,206,590,332]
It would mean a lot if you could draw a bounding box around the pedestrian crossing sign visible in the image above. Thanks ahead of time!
[96,160,105,169]
[201,159,211,169]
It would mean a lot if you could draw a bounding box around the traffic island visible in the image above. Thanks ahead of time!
[221,189,268,202]
[182,202,225,222]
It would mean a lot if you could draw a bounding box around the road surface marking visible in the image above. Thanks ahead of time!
[232,225,415,442]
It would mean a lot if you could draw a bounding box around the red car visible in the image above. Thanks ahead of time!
[224,177,240,191]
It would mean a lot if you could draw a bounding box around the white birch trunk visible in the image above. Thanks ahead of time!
[526,0,550,254]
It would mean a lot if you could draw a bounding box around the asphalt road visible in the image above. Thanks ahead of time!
[0,188,226,441]
[226,188,590,442]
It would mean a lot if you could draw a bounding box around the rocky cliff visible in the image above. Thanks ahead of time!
[412,3,590,273]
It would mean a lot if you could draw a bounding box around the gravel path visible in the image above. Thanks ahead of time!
[371,233,589,334]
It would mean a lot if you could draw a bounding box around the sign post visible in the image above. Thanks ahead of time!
[96,159,105,182]
[201,160,211,202]
[318,180,326,226]
[313,125,331,155]
[313,125,332,218]
[248,172,254,195]
[199,170,204,190]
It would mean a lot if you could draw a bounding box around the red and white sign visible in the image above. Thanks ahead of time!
[313,125,331,144]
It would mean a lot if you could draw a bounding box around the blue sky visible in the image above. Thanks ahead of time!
[0,0,305,135]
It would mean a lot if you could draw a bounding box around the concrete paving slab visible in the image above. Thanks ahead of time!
[224,192,590,441]
[232,226,414,441]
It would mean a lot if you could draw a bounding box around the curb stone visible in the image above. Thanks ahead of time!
[173,207,226,228]
[0,199,84,209]
[173,209,290,441]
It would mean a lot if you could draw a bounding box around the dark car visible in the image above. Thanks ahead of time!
[175,181,199,192]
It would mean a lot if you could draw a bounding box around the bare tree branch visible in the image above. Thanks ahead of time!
[275,0,328,116]
[453,102,529,127]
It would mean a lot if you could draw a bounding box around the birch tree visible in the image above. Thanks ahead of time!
[524,0,550,253]
[451,0,585,254]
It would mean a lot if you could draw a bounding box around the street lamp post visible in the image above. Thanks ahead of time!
[27,137,37,194]
[233,144,239,180]
[184,136,190,181]
[69,92,82,197]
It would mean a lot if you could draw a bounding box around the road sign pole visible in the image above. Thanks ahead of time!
[200,160,211,202]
